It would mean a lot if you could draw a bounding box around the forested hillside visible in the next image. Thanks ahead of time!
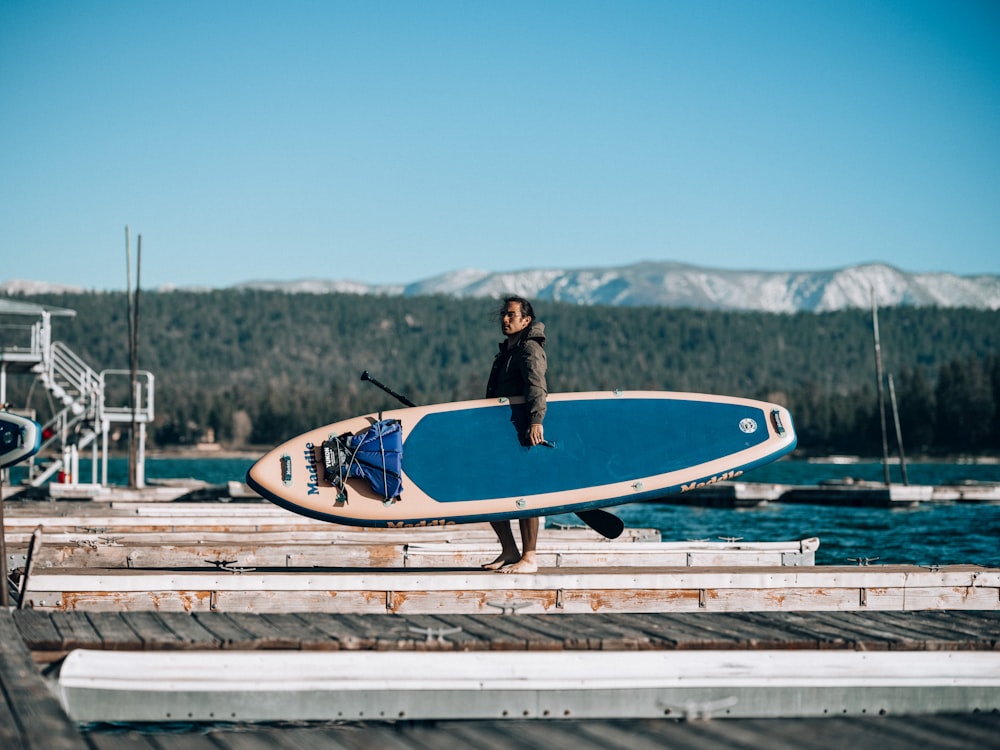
[5,290,999,456]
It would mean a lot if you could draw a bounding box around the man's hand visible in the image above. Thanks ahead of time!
[527,423,544,446]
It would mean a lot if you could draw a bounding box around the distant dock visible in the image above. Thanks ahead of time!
[663,479,1000,508]
[8,476,1000,507]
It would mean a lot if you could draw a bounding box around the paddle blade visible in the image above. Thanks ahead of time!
[574,509,625,540]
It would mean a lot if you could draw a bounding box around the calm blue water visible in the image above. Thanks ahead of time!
[8,457,1000,567]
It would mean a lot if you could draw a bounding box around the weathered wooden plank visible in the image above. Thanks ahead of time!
[49,610,104,650]
[913,610,1000,647]
[682,612,821,649]
[727,612,834,648]
[438,614,557,651]
[255,613,343,650]
[350,613,445,651]
[497,720,617,749]
[729,611,850,649]
[151,612,225,649]
[574,720,703,750]
[612,613,714,649]
[289,612,364,649]
[482,611,593,649]
[4,529,494,545]
[391,613,488,651]
[86,612,145,650]
[219,612,303,648]
[528,613,655,650]
[390,587,559,615]
[19,564,1000,614]
[813,611,929,649]
[442,720,549,750]
[797,611,904,650]
[334,612,438,651]
[918,712,1000,746]
[189,612,261,648]
[119,611,190,649]
[18,609,1000,656]
[22,583,993,614]
[12,609,65,651]
[661,612,796,649]
[0,609,87,750]
[857,611,989,650]
[16,540,803,570]
[0,671,23,747]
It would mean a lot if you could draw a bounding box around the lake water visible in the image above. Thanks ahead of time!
[8,457,1000,568]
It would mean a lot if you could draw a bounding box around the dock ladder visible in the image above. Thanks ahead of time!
[0,301,154,488]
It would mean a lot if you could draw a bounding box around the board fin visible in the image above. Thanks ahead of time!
[574,509,625,539]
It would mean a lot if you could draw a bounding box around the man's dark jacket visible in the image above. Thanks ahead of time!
[485,320,548,427]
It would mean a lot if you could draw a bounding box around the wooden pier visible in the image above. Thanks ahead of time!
[2,498,999,749]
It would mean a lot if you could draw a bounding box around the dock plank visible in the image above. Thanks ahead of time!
[858,610,989,650]
[12,536,808,569]
[729,611,847,649]
[255,612,343,649]
[123,611,191,649]
[15,609,1000,657]
[216,611,303,649]
[289,612,362,649]
[624,612,733,649]
[13,607,66,651]
[437,614,558,651]
[50,610,104,650]
[190,612,262,648]
[899,610,1000,647]
[156,611,226,649]
[22,563,997,614]
[0,609,87,750]
[803,611,921,650]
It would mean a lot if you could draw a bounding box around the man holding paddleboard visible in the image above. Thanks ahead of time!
[483,295,548,573]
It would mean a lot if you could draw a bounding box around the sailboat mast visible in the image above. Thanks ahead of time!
[871,288,891,485]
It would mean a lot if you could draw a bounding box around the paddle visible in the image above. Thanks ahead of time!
[360,371,625,540]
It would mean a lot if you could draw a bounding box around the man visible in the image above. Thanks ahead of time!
[482,295,547,573]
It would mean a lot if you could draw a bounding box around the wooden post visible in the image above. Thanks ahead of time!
[125,229,142,488]
[126,226,136,488]
[888,374,909,486]
[18,526,43,609]
[871,288,891,485]
[130,236,142,488]
[0,472,7,607]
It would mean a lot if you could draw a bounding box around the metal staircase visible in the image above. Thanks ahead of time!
[1,301,154,488]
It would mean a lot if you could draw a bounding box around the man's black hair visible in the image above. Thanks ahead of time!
[500,295,535,321]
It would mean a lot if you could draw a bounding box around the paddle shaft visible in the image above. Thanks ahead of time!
[360,370,416,408]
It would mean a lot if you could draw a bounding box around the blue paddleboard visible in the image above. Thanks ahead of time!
[247,391,797,531]
[0,411,42,469]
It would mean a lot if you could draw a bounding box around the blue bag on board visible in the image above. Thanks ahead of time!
[321,418,403,501]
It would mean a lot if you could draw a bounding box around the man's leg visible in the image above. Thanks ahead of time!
[482,520,521,570]
[500,516,539,573]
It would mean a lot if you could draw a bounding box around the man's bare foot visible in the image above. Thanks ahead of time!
[498,558,538,574]
[482,552,520,570]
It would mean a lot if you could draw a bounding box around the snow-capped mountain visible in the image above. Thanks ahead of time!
[4,262,999,312]
[236,262,1000,312]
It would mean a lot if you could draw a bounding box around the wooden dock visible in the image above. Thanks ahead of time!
[4,607,1000,748]
[2,498,999,748]
[662,479,1000,507]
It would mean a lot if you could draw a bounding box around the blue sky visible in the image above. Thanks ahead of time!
[2,1,998,290]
